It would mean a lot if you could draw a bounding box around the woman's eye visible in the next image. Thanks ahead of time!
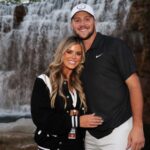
[66,49,72,54]
[76,52,82,56]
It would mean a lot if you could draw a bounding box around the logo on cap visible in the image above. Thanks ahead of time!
[71,3,95,19]
[77,4,86,10]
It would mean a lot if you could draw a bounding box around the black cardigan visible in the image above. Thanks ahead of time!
[31,76,85,149]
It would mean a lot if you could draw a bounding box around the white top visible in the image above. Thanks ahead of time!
[69,89,77,107]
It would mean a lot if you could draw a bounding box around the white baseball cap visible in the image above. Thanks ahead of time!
[71,3,95,19]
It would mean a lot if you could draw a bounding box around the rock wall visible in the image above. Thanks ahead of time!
[123,0,150,124]
[125,1,150,148]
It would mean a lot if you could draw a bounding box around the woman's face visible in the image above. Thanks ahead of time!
[62,44,83,74]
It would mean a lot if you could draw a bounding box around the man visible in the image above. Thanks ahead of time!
[70,3,145,150]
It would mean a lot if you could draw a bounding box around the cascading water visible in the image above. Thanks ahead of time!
[0,0,132,121]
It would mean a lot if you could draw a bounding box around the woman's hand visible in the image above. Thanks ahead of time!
[80,113,103,128]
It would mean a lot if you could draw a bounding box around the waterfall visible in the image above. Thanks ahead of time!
[0,0,132,119]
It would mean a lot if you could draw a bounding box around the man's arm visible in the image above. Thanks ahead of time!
[125,73,145,150]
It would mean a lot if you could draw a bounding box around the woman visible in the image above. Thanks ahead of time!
[31,36,102,150]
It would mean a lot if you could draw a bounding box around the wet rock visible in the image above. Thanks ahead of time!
[0,118,37,150]
[13,5,27,28]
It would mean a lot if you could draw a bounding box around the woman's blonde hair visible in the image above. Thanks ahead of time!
[47,36,86,109]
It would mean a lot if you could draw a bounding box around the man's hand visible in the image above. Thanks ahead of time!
[127,127,145,150]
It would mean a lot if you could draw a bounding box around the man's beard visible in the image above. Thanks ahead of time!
[74,27,95,40]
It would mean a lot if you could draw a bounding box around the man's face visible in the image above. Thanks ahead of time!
[71,11,96,40]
